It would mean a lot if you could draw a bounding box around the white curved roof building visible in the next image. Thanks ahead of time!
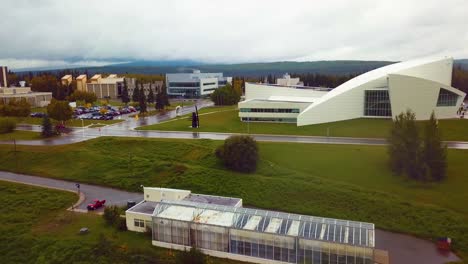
[238,57,466,126]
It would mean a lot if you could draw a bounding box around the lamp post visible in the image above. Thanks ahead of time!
[80,118,84,138]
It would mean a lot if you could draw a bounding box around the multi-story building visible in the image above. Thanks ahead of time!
[76,74,87,91]
[61,75,72,86]
[125,78,163,99]
[0,86,52,107]
[166,70,232,97]
[276,73,303,86]
[239,57,466,125]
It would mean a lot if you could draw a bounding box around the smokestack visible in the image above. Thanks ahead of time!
[0,66,7,87]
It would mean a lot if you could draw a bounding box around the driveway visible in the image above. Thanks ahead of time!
[0,171,461,263]
[0,171,142,210]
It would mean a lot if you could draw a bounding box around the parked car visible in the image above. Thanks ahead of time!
[87,199,106,210]
[30,112,46,118]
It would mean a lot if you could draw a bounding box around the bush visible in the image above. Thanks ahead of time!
[0,118,16,134]
[210,83,240,105]
[0,98,31,117]
[216,135,258,173]
[68,90,97,104]
[103,205,126,230]
[175,247,206,264]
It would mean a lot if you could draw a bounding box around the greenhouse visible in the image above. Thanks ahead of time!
[151,200,376,264]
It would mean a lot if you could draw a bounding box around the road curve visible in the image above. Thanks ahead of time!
[0,171,461,263]
[0,171,142,210]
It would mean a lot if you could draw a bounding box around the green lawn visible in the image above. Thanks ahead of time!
[0,137,467,260]
[137,105,468,141]
[0,181,241,264]
[0,130,41,141]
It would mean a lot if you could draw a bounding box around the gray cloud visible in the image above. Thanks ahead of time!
[1,0,467,69]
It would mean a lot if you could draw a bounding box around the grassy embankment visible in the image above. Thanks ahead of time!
[137,105,468,141]
[0,137,467,260]
[0,181,241,263]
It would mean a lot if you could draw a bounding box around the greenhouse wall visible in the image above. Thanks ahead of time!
[152,216,376,264]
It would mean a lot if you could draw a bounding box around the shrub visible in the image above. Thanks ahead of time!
[103,205,126,230]
[0,118,16,134]
[216,135,259,173]
[0,98,31,117]
[68,90,97,104]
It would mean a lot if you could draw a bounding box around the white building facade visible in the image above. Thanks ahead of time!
[166,70,232,97]
[239,57,466,126]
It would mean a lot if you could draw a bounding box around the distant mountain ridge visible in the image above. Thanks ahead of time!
[15,59,468,77]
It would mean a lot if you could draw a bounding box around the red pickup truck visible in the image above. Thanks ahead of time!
[87,199,106,210]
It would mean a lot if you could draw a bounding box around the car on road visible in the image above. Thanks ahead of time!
[30,112,46,118]
[87,199,106,210]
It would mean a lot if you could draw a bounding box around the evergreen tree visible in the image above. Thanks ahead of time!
[422,112,447,181]
[41,115,54,138]
[121,78,130,104]
[139,85,147,113]
[132,80,140,102]
[388,110,424,180]
[147,83,155,104]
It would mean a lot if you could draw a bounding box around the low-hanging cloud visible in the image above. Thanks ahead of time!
[1,0,467,69]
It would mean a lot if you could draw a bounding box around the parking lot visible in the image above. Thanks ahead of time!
[30,105,139,121]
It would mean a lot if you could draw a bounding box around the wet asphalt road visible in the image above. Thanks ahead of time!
[0,171,143,210]
[0,171,460,263]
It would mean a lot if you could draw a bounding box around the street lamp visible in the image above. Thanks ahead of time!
[80,118,84,138]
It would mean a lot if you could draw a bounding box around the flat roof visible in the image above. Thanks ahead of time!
[127,201,158,214]
[153,200,375,247]
[183,193,241,207]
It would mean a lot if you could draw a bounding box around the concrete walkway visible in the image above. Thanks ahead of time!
[0,171,142,211]
[0,171,461,263]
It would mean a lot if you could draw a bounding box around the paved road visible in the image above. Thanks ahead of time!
[0,171,142,210]
[0,171,460,263]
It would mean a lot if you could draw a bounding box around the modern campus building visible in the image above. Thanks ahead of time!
[0,66,52,107]
[126,187,388,264]
[239,57,466,125]
[63,74,163,100]
[276,73,303,86]
[166,70,232,97]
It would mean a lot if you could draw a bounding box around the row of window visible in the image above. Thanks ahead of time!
[437,88,459,106]
[242,117,297,123]
[169,88,199,95]
[134,219,145,228]
[203,82,216,86]
[363,90,392,117]
[240,108,300,113]
[203,88,218,92]
[169,82,200,87]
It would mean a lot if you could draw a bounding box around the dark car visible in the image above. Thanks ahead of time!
[30,112,45,118]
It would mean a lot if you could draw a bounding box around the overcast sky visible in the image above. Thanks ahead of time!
[1,0,467,69]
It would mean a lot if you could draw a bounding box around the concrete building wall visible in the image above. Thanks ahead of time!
[76,75,87,91]
[245,83,328,100]
[297,57,464,126]
[61,75,72,86]
[388,74,465,120]
[126,210,153,232]
[238,100,310,122]
[143,187,190,202]
[0,66,7,87]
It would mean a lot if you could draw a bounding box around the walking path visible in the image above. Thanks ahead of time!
[0,171,460,264]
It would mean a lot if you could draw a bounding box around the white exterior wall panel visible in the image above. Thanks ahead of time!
[245,83,327,100]
[389,74,465,120]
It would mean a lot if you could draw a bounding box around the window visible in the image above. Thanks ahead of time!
[169,82,200,87]
[203,82,216,86]
[239,108,300,113]
[364,90,391,117]
[242,117,297,123]
[437,88,459,106]
[134,219,145,228]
